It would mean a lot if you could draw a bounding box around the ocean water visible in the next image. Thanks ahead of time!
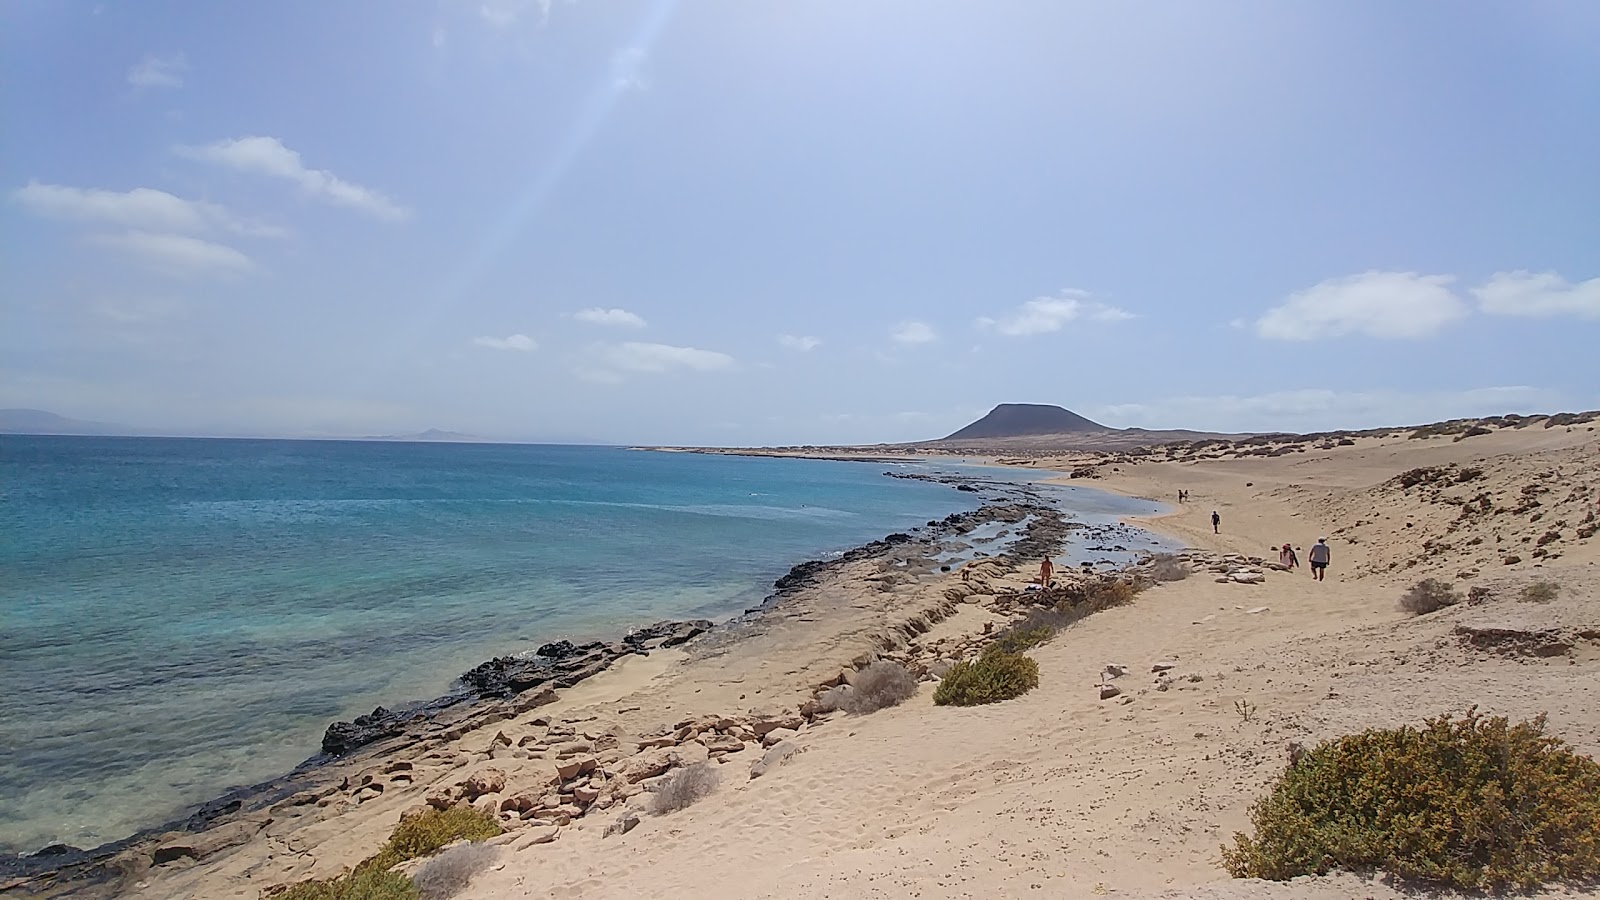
[0,437,1162,855]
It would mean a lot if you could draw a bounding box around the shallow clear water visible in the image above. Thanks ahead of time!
[0,437,993,853]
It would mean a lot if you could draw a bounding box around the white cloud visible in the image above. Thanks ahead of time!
[976,289,1135,336]
[88,230,255,278]
[176,136,410,222]
[11,181,287,238]
[778,334,821,351]
[1090,385,1561,434]
[612,48,649,92]
[478,0,551,27]
[127,54,186,89]
[578,342,734,381]
[472,334,537,351]
[573,307,647,328]
[1255,271,1467,340]
[1473,270,1600,319]
[891,321,937,345]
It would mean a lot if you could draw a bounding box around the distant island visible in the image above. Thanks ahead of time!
[355,429,482,443]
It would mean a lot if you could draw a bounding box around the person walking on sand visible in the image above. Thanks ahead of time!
[1211,511,1221,534]
[1039,557,1055,588]
[1308,537,1331,581]
[1279,543,1299,569]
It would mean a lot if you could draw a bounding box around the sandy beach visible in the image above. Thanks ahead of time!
[8,417,1599,899]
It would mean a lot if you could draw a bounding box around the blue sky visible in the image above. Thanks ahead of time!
[3,1,1597,445]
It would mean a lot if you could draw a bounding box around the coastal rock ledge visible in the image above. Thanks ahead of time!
[320,619,713,756]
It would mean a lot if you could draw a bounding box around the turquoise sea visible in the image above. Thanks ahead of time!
[0,436,1163,855]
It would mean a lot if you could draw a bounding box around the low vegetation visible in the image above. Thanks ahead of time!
[839,660,919,714]
[1221,711,1600,890]
[365,806,502,874]
[1148,553,1190,582]
[271,806,502,900]
[1520,581,1560,603]
[933,651,1039,706]
[276,869,419,900]
[412,842,499,900]
[1398,578,1462,615]
[649,761,720,815]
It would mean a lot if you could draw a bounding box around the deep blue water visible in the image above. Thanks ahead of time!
[0,437,989,854]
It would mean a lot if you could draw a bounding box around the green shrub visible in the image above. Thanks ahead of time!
[275,868,418,900]
[1221,711,1600,890]
[933,651,1039,706]
[270,806,501,900]
[360,805,502,874]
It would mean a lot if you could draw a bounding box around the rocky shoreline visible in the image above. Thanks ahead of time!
[0,468,1106,895]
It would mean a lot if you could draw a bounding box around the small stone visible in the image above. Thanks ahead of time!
[604,811,641,838]
[1247,606,1270,614]
[461,768,507,799]
[555,756,597,780]
[510,826,560,850]
[1099,683,1121,700]
[1151,662,1177,673]
[700,733,744,754]
[762,727,798,747]
[1103,664,1128,678]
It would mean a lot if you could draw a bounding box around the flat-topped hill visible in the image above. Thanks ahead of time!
[941,404,1107,441]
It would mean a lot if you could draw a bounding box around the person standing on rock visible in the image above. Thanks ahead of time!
[1211,511,1221,534]
[1308,538,1331,581]
[1039,557,1055,588]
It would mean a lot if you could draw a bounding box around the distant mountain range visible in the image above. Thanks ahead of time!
[0,409,140,436]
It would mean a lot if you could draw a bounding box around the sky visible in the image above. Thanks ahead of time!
[2,1,1598,445]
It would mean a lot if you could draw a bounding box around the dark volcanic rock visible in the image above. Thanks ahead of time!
[623,619,713,650]
[458,620,713,702]
[535,639,586,659]
[321,706,411,756]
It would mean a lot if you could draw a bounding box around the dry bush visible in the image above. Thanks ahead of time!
[988,606,1076,656]
[649,761,720,815]
[1149,553,1190,582]
[1399,578,1462,615]
[412,842,499,900]
[1222,711,1600,890]
[840,661,918,714]
[1520,581,1560,603]
[1049,577,1137,628]
[933,651,1039,706]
